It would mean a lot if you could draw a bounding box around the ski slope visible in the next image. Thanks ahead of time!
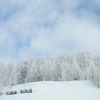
[0,81,100,100]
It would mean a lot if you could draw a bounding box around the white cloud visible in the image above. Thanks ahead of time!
[0,0,100,61]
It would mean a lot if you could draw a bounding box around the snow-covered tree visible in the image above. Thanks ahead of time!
[0,51,100,88]
[76,52,92,79]
[16,59,30,84]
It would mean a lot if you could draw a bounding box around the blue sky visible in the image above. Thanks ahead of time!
[0,0,100,62]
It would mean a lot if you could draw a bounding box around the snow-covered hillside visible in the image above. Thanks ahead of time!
[0,81,100,100]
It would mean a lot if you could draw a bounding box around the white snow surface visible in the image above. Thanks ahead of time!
[0,81,100,100]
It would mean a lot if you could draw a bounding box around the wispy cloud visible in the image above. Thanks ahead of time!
[0,0,100,61]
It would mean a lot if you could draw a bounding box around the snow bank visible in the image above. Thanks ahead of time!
[0,81,100,100]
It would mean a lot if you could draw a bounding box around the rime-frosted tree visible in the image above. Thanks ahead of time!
[16,59,30,84]
[76,52,92,79]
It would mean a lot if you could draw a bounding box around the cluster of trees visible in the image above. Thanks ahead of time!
[0,51,100,90]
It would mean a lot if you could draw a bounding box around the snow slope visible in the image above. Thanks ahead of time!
[0,81,100,100]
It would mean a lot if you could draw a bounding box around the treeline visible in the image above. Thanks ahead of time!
[0,51,100,90]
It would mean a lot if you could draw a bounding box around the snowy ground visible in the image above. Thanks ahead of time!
[0,81,100,100]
